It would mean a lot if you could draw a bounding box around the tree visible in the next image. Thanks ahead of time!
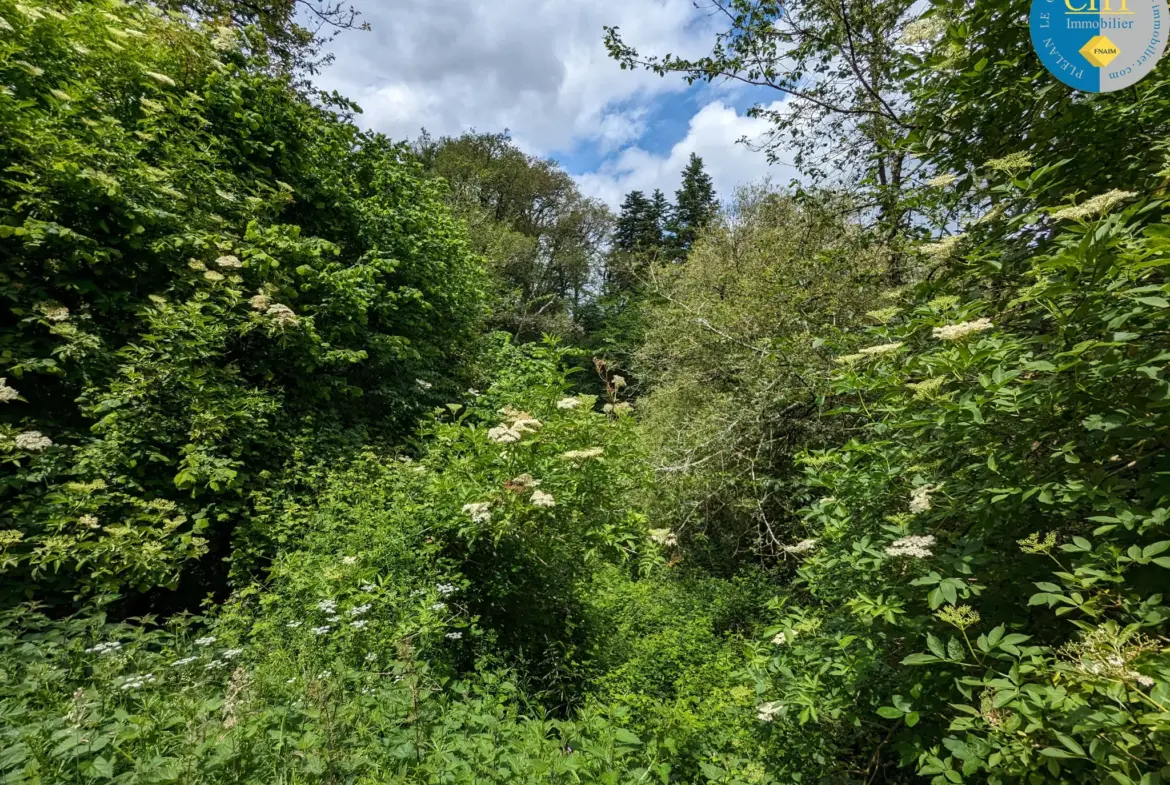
[667,154,717,256]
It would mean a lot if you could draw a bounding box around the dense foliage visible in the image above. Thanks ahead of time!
[4,0,1170,783]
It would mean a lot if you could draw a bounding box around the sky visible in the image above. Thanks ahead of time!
[311,0,802,210]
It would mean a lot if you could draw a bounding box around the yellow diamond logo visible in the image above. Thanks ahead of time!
[1080,35,1121,68]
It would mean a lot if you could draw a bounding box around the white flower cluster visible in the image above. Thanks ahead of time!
[311,625,331,635]
[488,408,543,444]
[772,631,794,645]
[39,303,70,322]
[341,555,357,565]
[430,602,447,612]
[436,582,457,597]
[909,485,935,514]
[932,318,993,341]
[445,631,463,640]
[1051,189,1135,222]
[415,379,432,390]
[170,656,197,667]
[85,641,122,655]
[648,528,679,547]
[266,303,298,328]
[463,501,491,524]
[287,621,302,629]
[556,396,582,410]
[885,534,936,559]
[222,648,243,659]
[919,234,964,262]
[317,599,337,614]
[926,173,958,188]
[0,378,18,403]
[250,292,271,311]
[15,431,52,452]
[349,604,371,617]
[560,447,604,461]
[530,490,556,508]
[898,16,946,45]
[350,620,368,630]
[757,701,783,722]
[782,538,819,555]
[215,255,243,268]
[194,636,217,646]
[79,514,100,529]
[361,583,376,592]
[120,673,156,691]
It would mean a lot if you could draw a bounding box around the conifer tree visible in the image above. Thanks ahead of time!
[668,153,717,255]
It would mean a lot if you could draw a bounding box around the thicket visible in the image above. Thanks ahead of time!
[3,0,1170,784]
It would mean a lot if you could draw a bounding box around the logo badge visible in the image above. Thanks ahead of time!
[1030,0,1167,92]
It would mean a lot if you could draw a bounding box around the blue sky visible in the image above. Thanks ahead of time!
[312,0,799,209]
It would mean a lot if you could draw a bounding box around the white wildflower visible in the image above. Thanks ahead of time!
[885,534,936,559]
[249,293,271,311]
[194,636,216,646]
[204,660,227,670]
[341,555,357,565]
[859,342,904,356]
[1136,674,1155,688]
[1051,190,1136,222]
[560,447,604,461]
[648,528,679,547]
[360,583,376,592]
[0,379,19,403]
[834,353,867,365]
[349,604,371,617]
[203,270,224,282]
[215,254,242,268]
[932,318,993,341]
[286,621,302,629]
[508,474,541,489]
[79,514,100,529]
[782,538,819,555]
[170,657,197,667]
[311,625,331,635]
[435,582,456,597]
[530,490,556,508]
[926,173,958,188]
[365,652,377,662]
[488,425,522,443]
[221,648,243,659]
[120,673,155,690]
[772,631,793,645]
[430,602,447,612]
[445,631,463,640]
[85,641,122,655]
[15,431,52,452]
[909,485,935,514]
[757,701,784,722]
[611,375,627,388]
[350,620,369,629]
[39,304,69,322]
[556,397,582,410]
[326,615,340,623]
[919,234,965,262]
[266,303,298,328]
[415,379,432,391]
[463,502,491,524]
[898,16,945,45]
[985,152,1034,172]
[145,71,176,87]
[316,599,337,613]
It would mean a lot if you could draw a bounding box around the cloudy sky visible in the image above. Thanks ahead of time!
[312,0,800,209]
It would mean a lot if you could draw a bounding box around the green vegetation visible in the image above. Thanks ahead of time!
[2,0,1169,784]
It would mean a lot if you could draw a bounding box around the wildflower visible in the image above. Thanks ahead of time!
[909,485,935,514]
[341,555,357,565]
[929,295,960,311]
[79,514,100,529]
[204,660,227,670]
[171,657,197,667]
[435,582,456,597]
[866,307,901,324]
[649,528,679,547]
[556,397,582,409]
[430,602,447,612]
[365,652,377,662]
[859,342,904,357]
[286,621,302,629]
[611,375,627,388]
[215,255,242,268]
[144,71,176,86]
[360,583,376,592]
[188,259,207,271]
[120,674,155,690]
[772,631,793,645]
[85,641,122,655]
[898,16,945,45]
[194,636,217,646]
[203,270,224,282]
[612,402,633,414]
[885,534,936,559]
[926,173,958,188]
[317,671,332,679]
[350,620,368,629]
[984,152,1033,172]
[507,474,541,490]
[919,234,965,262]
[0,379,18,403]
[936,604,980,630]
[1018,531,1057,555]
[1136,674,1155,688]
[560,447,604,461]
[249,293,271,311]
[463,501,491,524]
[349,604,371,617]
[1051,189,1136,222]
[467,388,481,396]
[932,318,993,341]
[757,701,784,722]
[530,490,556,508]
[266,303,298,328]
[221,648,243,659]
[311,625,331,635]
[834,353,867,365]
[511,417,542,434]
[316,599,337,613]
[445,631,463,640]
[974,203,1008,226]
[782,538,819,555]
[14,430,52,453]
[38,302,70,321]
[415,379,432,391]
[488,425,522,443]
[326,615,340,623]
[907,377,947,399]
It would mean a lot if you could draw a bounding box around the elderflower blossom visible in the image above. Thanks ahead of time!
[311,625,331,635]
[611,375,627,388]
[866,307,901,324]
[215,255,242,268]
[907,377,947,399]
[885,534,936,559]
[221,648,243,659]
[530,490,556,508]
[560,447,604,461]
[79,514,100,529]
[266,303,298,328]
[1051,189,1136,222]
[932,318,993,341]
[772,631,794,645]
[120,673,156,691]
[188,260,207,271]
[316,599,337,613]
[556,397,582,410]
[15,431,52,452]
[194,636,217,646]
[509,474,541,489]
[39,303,70,322]
[463,502,491,524]
[926,173,959,188]
[488,425,522,443]
[0,378,19,403]
[898,16,946,45]
[350,619,368,630]
[171,657,197,667]
[86,641,122,655]
[249,293,271,311]
[757,701,784,722]
[859,342,904,357]
[909,485,935,514]
[648,528,679,547]
[203,270,224,282]
[834,353,867,365]
[782,538,819,554]
[919,234,965,261]
[341,555,357,565]
[436,582,457,597]
[984,152,1033,172]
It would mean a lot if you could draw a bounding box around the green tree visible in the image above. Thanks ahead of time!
[667,153,717,256]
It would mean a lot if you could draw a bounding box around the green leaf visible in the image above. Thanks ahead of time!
[876,706,904,719]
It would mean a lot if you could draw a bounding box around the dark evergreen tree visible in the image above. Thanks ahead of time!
[668,153,717,255]
[614,190,651,252]
[648,189,671,245]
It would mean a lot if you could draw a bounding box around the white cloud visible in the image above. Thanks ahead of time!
[575,100,804,209]
[315,0,716,154]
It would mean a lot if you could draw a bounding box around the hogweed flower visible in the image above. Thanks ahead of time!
[885,534,936,559]
[1051,189,1136,222]
[530,490,556,508]
[933,318,993,341]
[221,648,243,659]
[15,431,52,452]
[0,378,18,403]
[463,501,491,524]
[171,657,197,667]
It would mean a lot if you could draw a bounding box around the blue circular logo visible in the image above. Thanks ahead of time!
[1030,0,1167,91]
